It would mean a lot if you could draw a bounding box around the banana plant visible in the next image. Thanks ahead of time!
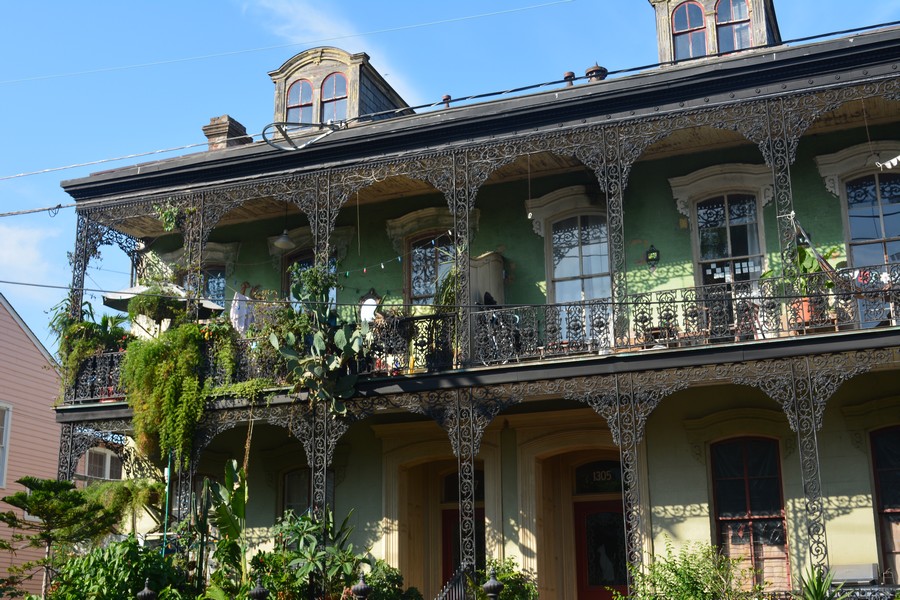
[270,264,368,414]
[204,460,251,599]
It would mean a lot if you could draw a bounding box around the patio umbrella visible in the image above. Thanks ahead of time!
[102,283,225,319]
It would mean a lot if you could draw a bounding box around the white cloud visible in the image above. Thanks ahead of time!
[240,0,428,105]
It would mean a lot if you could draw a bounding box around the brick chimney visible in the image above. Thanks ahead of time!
[202,115,252,151]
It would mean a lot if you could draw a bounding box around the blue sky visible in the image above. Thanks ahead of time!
[2,0,900,353]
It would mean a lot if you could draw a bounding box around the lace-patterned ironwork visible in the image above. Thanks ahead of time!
[57,418,134,481]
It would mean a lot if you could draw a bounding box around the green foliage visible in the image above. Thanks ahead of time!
[204,460,252,598]
[204,378,276,404]
[252,507,370,599]
[795,566,850,600]
[611,540,763,600]
[0,478,121,596]
[271,264,367,415]
[127,286,186,324]
[48,535,193,599]
[199,318,239,384]
[52,302,129,391]
[154,200,181,232]
[468,558,538,600]
[80,478,166,533]
[120,323,206,465]
[366,559,424,600]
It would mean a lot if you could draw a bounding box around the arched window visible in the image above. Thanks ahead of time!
[550,214,611,303]
[286,80,313,125]
[871,426,900,578]
[673,1,707,61]
[711,437,789,589]
[845,172,900,267]
[321,73,348,124]
[409,232,454,305]
[716,0,751,53]
[696,194,763,285]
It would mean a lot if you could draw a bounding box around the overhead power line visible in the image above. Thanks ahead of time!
[0,1,575,86]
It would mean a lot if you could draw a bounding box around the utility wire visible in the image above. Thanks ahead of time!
[2,19,899,188]
[0,1,575,86]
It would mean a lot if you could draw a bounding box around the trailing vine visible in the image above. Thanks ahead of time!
[120,324,206,467]
[204,378,277,404]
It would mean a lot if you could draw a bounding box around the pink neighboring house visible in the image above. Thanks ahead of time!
[0,292,61,595]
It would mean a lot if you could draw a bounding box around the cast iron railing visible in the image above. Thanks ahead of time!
[66,262,900,403]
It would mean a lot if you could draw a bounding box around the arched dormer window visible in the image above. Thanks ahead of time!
[321,73,348,124]
[716,0,751,53]
[673,1,707,61]
[286,79,313,125]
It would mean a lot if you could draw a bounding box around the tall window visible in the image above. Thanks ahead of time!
[283,468,310,516]
[712,438,789,589]
[845,173,900,266]
[321,73,348,124]
[696,194,763,285]
[86,448,123,482]
[409,233,454,305]
[550,214,611,303]
[673,1,707,61]
[0,406,9,487]
[872,427,900,578]
[283,252,337,310]
[286,80,313,124]
[716,0,751,53]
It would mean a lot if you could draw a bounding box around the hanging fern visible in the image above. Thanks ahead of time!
[121,324,206,467]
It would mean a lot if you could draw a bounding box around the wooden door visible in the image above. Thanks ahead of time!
[573,500,628,600]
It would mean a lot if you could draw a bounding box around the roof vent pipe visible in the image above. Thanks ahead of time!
[585,64,608,83]
[442,94,452,108]
[563,71,575,87]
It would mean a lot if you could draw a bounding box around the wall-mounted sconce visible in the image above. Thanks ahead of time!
[646,244,660,273]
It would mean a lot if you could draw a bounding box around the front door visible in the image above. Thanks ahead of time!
[573,500,628,600]
[441,508,486,583]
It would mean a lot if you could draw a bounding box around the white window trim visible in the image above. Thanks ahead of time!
[385,207,480,253]
[0,404,11,489]
[815,140,900,197]
[525,185,609,304]
[85,447,123,482]
[815,141,900,266]
[668,164,770,285]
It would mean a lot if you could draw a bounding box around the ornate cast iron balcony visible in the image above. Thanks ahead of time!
[65,263,899,404]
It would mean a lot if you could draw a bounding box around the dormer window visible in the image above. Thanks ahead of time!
[321,73,348,124]
[286,80,313,124]
[716,0,751,53]
[673,1,707,61]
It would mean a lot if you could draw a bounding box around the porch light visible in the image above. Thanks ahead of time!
[274,229,295,250]
[646,245,660,273]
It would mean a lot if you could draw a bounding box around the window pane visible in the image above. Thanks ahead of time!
[108,454,123,480]
[686,3,704,27]
[698,198,727,229]
[748,478,781,515]
[583,276,611,300]
[674,4,689,30]
[284,469,309,515]
[288,82,301,106]
[715,479,748,517]
[552,217,581,278]
[734,22,751,49]
[848,176,880,242]
[746,439,778,476]
[728,195,757,225]
[700,228,728,260]
[690,31,707,56]
[713,441,744,477]
[881,173,900,239]
[719,24,737,53]
[850,242,884,267]
[87,451,105,479]
[555,278,583,304]
[675,34,692,60]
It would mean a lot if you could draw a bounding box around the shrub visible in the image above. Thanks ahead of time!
[49,536,192,600]
[611,540,763,600]
[469,558,538,600]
